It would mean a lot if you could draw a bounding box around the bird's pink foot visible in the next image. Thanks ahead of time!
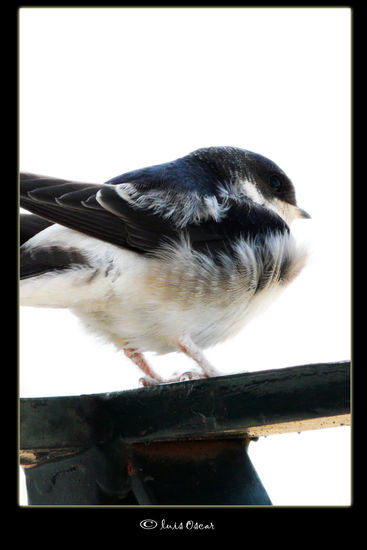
[177,335,221,378]
[123,347,165,386]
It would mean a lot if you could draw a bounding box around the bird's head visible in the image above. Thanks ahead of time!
[189,147,311,225]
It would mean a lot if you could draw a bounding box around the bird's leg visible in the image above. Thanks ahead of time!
[123,347,165,386]
[123,337,221,387]
[176,335,222,379]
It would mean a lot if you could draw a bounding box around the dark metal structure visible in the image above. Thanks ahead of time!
[19,361,350,505]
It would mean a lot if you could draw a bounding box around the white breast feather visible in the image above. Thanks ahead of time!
[20,223,307,354]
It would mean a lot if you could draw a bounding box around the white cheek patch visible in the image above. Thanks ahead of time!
[242,180,264,205]
[240,181,297,226]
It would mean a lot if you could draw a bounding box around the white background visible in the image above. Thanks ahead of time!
[19,7,351,506]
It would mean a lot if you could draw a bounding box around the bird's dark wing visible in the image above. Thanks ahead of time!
[20,173,180,253]
[20,173,288,257]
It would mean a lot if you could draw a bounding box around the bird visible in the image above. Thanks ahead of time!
[19,146,310,386]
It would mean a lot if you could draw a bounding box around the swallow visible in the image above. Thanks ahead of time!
[20,146,310,386]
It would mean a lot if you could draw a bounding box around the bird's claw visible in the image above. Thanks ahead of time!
[139,375,163,387]
[139,369,207,387]
[175,370,206,381]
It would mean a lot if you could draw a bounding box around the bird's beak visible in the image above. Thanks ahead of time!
[295,206,311,219]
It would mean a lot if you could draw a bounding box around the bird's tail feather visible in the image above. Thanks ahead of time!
[20,213,54,246]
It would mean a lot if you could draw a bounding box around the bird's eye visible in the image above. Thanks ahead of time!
[269,174,282,191]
